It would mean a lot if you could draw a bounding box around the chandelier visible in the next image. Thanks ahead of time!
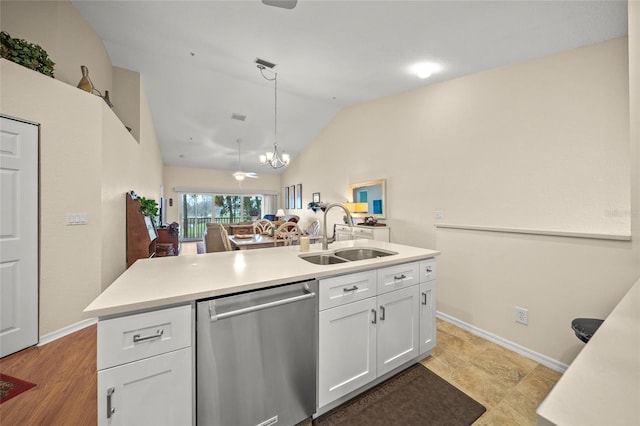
[258,65,290,169]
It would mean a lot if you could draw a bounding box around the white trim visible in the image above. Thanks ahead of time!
[173,186,278,196]
[437,311,568,373]
[38,318,97,346]
[435,223,631,241]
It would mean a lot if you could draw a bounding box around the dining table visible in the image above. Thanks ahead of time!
[228,234,282,250]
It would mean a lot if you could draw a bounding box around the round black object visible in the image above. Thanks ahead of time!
[571,318,604,343]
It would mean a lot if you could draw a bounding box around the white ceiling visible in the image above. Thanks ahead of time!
[71,0,628,176]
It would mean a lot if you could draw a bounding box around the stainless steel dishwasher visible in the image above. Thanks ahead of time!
[196,280,318,426]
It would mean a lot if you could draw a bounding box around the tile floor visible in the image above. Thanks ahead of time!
[422,319,562,425]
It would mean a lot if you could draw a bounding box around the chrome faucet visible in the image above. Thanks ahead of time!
[322,203,354,250]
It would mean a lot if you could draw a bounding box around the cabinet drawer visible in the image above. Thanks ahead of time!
[98,304,192,370]
[377,262,420,294]
[319,270,377,310]
[419,258,437,282]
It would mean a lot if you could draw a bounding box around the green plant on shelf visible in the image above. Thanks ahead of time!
[138,197,159,218]
[1,31,55,77]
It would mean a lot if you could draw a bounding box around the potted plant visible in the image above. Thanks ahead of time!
[0,31,55,77]
[138,197,159,223]
[307,201,326,212]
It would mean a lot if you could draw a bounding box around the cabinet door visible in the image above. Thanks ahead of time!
[352,227,373,240]
[318,297,377,408]
[376,285,420,376]
[98,348,192,426]
[335,225,354,241]
[419,281,437,354]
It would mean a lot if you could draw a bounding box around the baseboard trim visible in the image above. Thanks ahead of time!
[38,318,97,346]
[437,311,568,373]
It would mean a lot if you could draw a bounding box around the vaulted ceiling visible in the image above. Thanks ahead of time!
[71,0,628,175]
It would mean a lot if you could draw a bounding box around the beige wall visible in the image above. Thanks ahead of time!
[1,1,164,334]
[163,166,282,225]
[1,0,112,93]
[283,36,640,365]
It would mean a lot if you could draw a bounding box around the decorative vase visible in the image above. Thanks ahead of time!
[77,65,94,92]
[102,90,113,107]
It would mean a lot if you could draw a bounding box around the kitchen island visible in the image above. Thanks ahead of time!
[85,239,439,317]
[536,277,640,425]
[85,239,439,425]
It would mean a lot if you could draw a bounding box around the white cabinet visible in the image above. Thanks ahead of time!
[97,304,193,426]
[97,348,192,426]
[419,281,436,354]
[376,285,420,376]
[335,224,390,242]
[419,259,437,355]
[318,260,431,410]
[318,297,377,407]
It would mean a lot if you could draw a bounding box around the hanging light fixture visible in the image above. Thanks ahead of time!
[258,64,290,169]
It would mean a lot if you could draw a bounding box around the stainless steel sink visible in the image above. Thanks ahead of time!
[333,248,397,261]
[300,254,348,265]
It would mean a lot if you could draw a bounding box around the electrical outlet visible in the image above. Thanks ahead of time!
[435,210,443,219]
[515,307,528,325]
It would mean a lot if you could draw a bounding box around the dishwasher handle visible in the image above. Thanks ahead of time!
[209,286,316,321]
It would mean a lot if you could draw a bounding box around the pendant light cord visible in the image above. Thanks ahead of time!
[259,66,278,145]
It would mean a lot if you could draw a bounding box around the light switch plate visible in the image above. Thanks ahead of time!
[66,212,88,225]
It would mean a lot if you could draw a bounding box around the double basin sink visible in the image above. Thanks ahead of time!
[300,247,398,265]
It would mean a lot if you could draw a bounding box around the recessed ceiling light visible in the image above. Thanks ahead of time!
[409,62,442,79]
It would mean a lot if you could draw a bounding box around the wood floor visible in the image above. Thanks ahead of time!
[0,324,96,425]
[0,319,561,425]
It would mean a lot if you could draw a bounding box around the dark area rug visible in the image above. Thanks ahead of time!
[314,364,486,426]
[196,241,205,254]
[0,373,36,404]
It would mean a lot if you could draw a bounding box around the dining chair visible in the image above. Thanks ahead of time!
[253,219,274,235]
[203,223,233,252]
[307,219,320,237]
[274,222,302,246]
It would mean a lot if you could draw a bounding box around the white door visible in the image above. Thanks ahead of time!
[0,116,39,358]
[318,297,377,407]
[376,285,420,376]
[97,348,192,426]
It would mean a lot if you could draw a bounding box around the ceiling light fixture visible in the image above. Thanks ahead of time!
[257,64,290,169]
[262,0,298,10]
[410,62,442,79]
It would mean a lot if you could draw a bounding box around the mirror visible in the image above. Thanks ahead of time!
[348,179,386,219]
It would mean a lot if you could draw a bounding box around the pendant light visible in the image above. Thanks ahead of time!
[258,64,290,169]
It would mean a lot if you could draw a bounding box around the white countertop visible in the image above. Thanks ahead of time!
[84,239,439,318]
[536,277,640,425]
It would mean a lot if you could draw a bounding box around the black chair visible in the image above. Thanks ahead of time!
[571,318,604,343]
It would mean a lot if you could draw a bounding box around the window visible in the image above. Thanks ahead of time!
[180,193,263,240]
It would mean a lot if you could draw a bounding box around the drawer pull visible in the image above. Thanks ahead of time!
[133,329,164,343]
[379,305,386,321]
[393,274,407,281]
[426,267,433,273]
[343,285,358,292]
[107,387,115,419]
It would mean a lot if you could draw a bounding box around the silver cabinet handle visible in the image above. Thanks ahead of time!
[379,305,386,321]
[107,387,115,419]
[343,285,358,292]
[393,274,407,281]
[133,329,163,343]
[371,309,377,324]
[422,292,428,305]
